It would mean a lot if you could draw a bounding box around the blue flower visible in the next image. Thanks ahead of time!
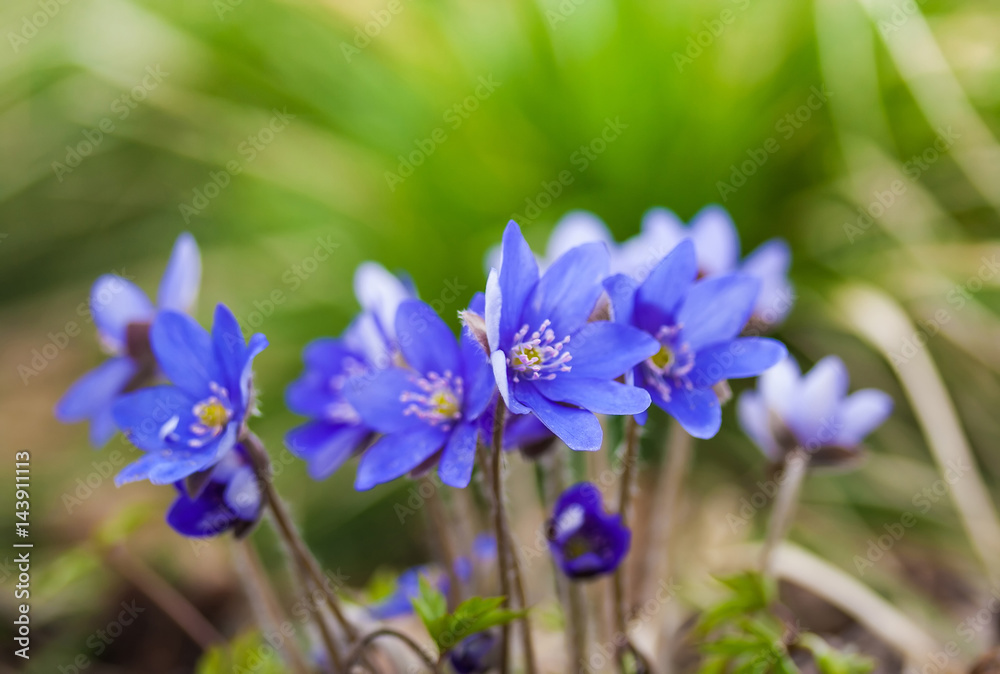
[449,631,501,674]
[546,482,630,580]
[738,356,893,466]
[112,304,268,485]
[346,298,495,490]
[285,262,415,479]
[529,207,794,328]
[604,239,787,439]
[639,206,793,326]
[55,233,201,446]
[166,444,262,538]
[484,221,659,451]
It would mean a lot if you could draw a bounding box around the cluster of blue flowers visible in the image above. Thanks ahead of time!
[57,206,892,583]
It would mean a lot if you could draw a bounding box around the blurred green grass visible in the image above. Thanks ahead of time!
[2,0,1000,669]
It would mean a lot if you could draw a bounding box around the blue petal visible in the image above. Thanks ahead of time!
[759,357,800,426]
[224,465,263,520]
[553,482,606,519]
[513,384,602,451]
[460,333,495,419]
[354,426,448,490]
[396,299,460,376]
[467,292,486,316]
[112,386,193,451]
[689,205,740,276]
[565,322,659,380]
[676,275,760,351]
[535,377,651,415]
[834,389,893,447]
[737,391,780,461]
[602,274,638,326]
[690,338,787,388]
[438,421,479,488]
[344,368,423,434]
[91,275,155,352]
[167,489,237,538]
[522,242,608,338]
[285,370,336,418]
[354,262,412,342]
[89,407,119,447]
[56,356,137,422]
[212,304,268,408]
[116,446,216,486]
[491,350,529,415]
[742,239,793,323]
[497,222,539,347]
[636,239,697,321]
[485,268,502,352]
[157,232,201,312]
[545,211,613,262]
[151,311,221,398]
[790,356,848,446]
[286,421,370,479]
[661,386,721,439]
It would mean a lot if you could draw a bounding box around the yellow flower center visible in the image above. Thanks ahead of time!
[195,397,231,430]
[430,390,460,419]
[650,344,675,370]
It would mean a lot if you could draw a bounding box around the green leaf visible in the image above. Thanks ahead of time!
[197,631,286,674]
[412,575,449,646]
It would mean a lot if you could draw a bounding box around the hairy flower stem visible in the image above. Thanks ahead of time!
[232,540,311,674]
[760,449,810,578]
[424,477,462,607]
[242,431,356,670]
[539,452,588,673]
[345,627,440,672]
[103,543,226,651]
[613,416,652,674]
[488,404,538,674]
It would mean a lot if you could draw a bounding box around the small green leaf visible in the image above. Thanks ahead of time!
[197,631,286,674]
[412,575,449,646]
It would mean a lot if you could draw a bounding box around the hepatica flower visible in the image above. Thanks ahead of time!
[285,262,415,479]
[166,444,262,538]
[546,482,630,580]
[112,304,268,485]
[738,356,893,466]
[55,233,201,446]
[641,206,794,327]
[484,222,659,451]
[449,631,501,674]
[605,239,787,438]
[346,299,495,490]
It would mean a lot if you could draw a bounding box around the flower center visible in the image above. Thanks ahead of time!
[642,325,694,402]
[563,535,592,560]
[508,320,572,383]
[195,397,231,429]
[401,371,463,428]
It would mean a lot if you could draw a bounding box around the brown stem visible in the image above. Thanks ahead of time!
[760,449,810,578]
[612,416,652,673]
[242,430,356,669]
[103,544,225,651]
[488,405,513,674]
[232,540,311,674]
[424,477,462,607]
[345,628,440,672]
[485,405,538,674]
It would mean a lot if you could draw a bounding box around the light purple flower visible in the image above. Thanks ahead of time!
[56,233,201,446]
[738,356,893,466]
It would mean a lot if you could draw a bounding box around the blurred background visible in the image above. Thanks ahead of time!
[2,0,1000,670]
